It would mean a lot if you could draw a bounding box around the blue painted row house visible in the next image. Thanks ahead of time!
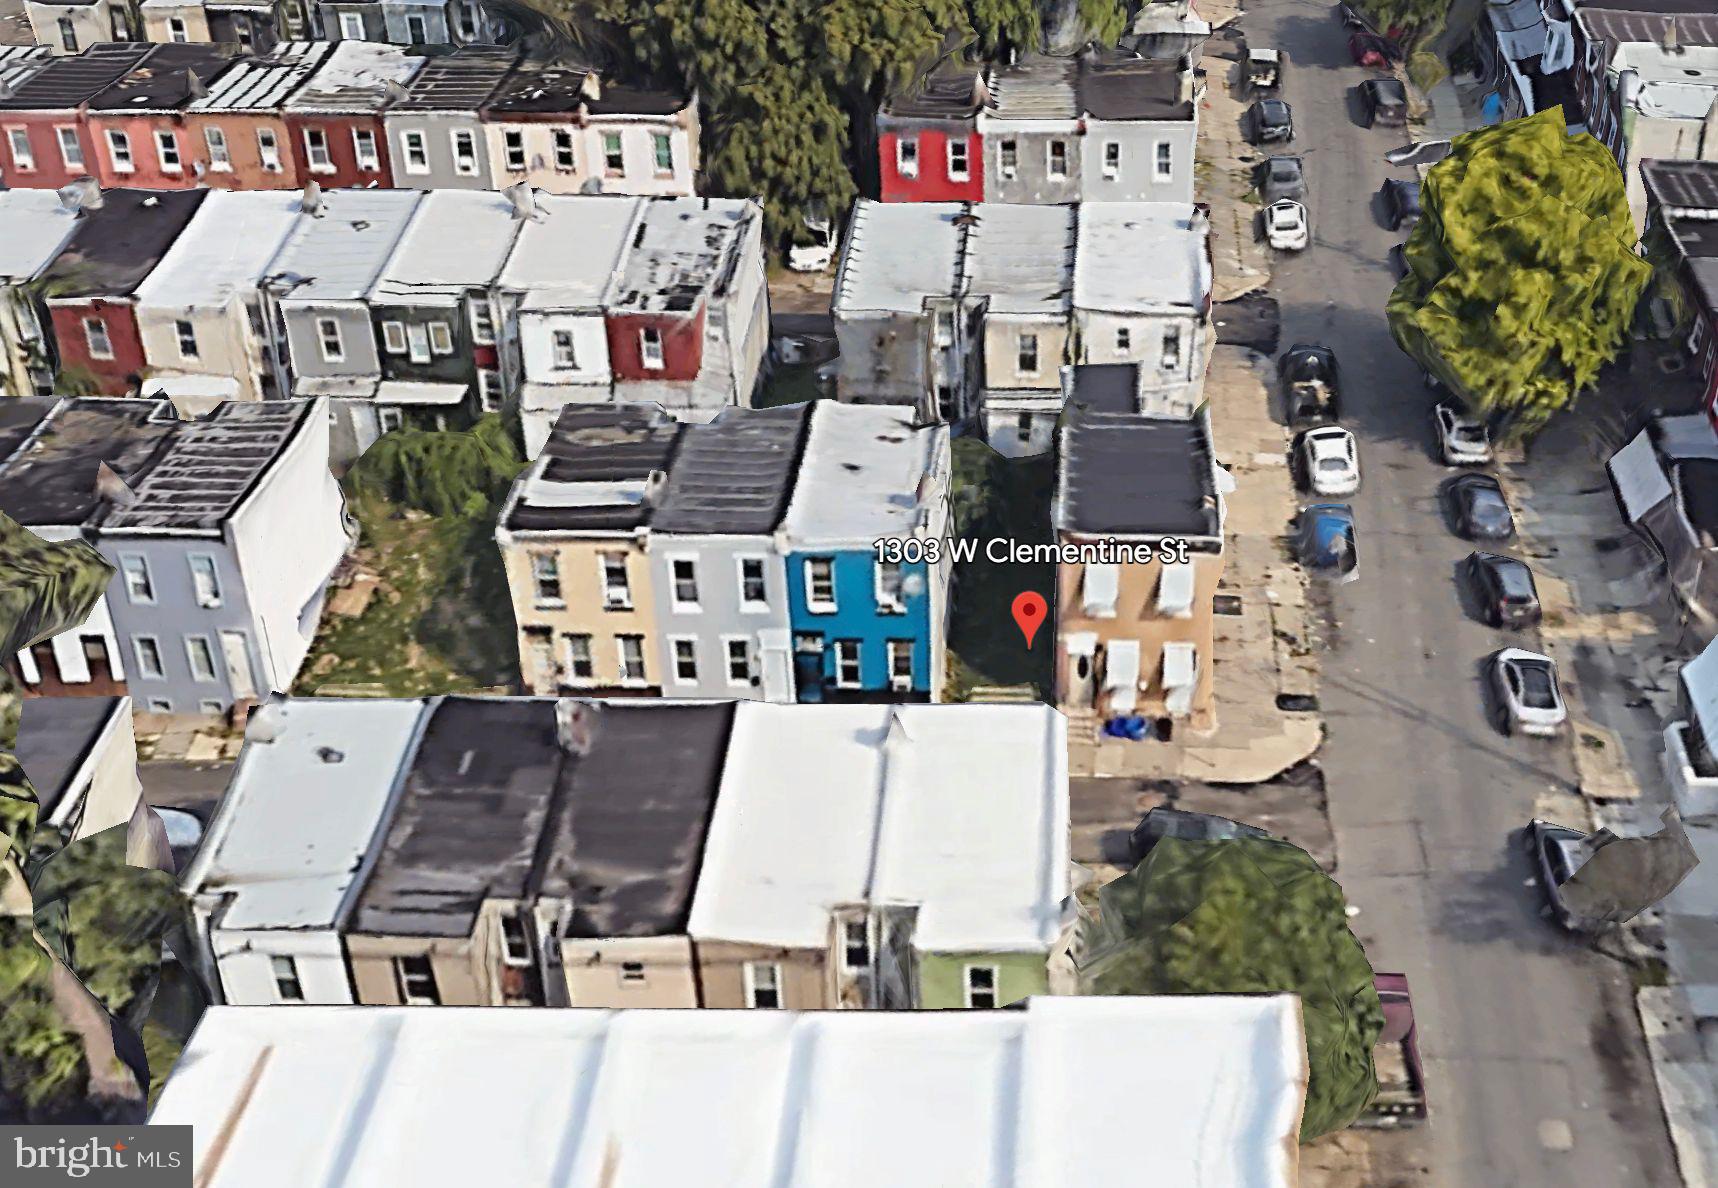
[779,403,952,702]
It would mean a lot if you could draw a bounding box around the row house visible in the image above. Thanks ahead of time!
[382,43,510,188]
[25,0,141,55]
[38,0,494,49]
[0,190,80,397]
[832,199,1212,456]
[497,401,950,704]
[182,696,1069,1012]
[139,0,292,53]
[315,0,499,47]
[280,39,423,189]
[84,42,239,189]
[184,39,333,189]
[0,396,352,717]
[1642,159,1718,419]
[0,42,154,191]
[879,49,1199,205]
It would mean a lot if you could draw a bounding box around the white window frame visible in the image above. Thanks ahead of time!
[744,961,782,1008]
[499,910,532,967]
[155,130,182,173]
[316,317,344,362]
[57,16,76,52]
[469,301,495,345]
[106,129,133,174]
[887,639,913,689]
[668,555,701,611]
[563,632,594,682]
[1116,326,1131,353]
[805,558,836,613]
[400,129,429,175]
[617,634,647,684]
[188,554,222,608]
[393,954,440,1005]
[551,329,577,369]
[451,129,478,176]
[166,15,188,41]
[599,552,631,609]
[1047,139,1068,179]
[203,125,230,171]
[352,127,379,171]
[874,559,905,613]
[723,636,752,687]
[405,323,431,364]
[270,955,304,1001]
[736,555,768,612]
[428,321,453,355]
[833,639,862,689]
[964,964,999,1009]
[669,636,699,686]
[841,917,871,972]
[83,316,113,360]
[132,635,165,679]
[377,406,404,433]
[602,131,624,175]
[303,127,333,173]
[946,138,969,181]
[998,137,1017,180]
[256,127,281,172]
[651,131,673,175]
[1102,140,1120,180]
[503,128,526,172]
[1161,325,1182,372]
[1017,331,1040,376]
[896,135,918,178]
[640,326,665,370]
[552,129,575,172]
[338,11,364,38]
[174,318,198,360]
[145,697,173,713]
[476,367,501,412]
[121,555,155,603]
[6,127,33,172]
[529,551,563,608]
[382,320,407,354]
[1154,140,1173,182]
[184,635,218,683]
[55,126,82,170]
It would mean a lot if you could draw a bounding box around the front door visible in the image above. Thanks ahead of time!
[758,629,794,703]
[219,630,257,701]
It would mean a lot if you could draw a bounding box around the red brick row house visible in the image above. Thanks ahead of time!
[0,43,152,192]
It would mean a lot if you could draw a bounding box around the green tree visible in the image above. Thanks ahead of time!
[1079,836,1384,1140]
[1387,108,1651,435]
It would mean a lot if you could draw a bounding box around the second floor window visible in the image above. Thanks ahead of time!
[316,318,344,362]
[1155,140,1173,182]
[1047,140,1068,179]
[504,129,526,172]
[394,955,440,1005]
[806,558,835,612]
[875,560,905,612]
[617,634,646,682]
[530,551,562,605]
[553,129,575,171]
[564,633,593,680]
[84,317,113,360]
[738,557,767,608]
[470,301,494,345]
[175,319,198,360]
[1162,326,1182,371]
[600,553,631,608]
[896,135,918,178]
[339,12,364,38]
[947,139,969,181]
[257,128,281,172]
[167,17,188,42]
[7,128,32,172]
[204,126,230,170]
[121,555,154,603]
[671,557,699,608]
[998,138,1017,179]
[155,131,182,173]
[57,16,76,51]
[401,130,428,174]
[353,128,379,171]
[1018,332,1040,375]
[106,130,133,173]
[602,132,623,175]
[551,330,577,369]
[56,127,82,169]
[652,132,672,174]
[451,130,478,176]
[189,554,221,607]
[303,128,332,172]
[271,955,304,1001]
[1102,141,1120,180]
[640,326,664,370]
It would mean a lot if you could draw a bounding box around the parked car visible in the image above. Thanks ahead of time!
[1129,806,1273,864]
[1349,31,1403,67]
[1388,243,1408,278]
[1249,99,1295,143]
[1257,155,1308,204]
[153,806,206,874]
[1382,178,1422,230]
[1464,551,1542,628]
[1490,648,1567,737]
[1264,200,1310,251]
[1434,400,1492,464]
[788,223,836,272]
[1300,426,1360,496]
[1359,77,1409,127]
[1246,46,1284,91]
[1449,473,1515,540]
[1295,503,1359,581]
[1361,972,1429,1128]
[1523,819,1593,930]
[1280,344,1342,423]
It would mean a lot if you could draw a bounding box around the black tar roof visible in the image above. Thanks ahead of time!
[0,43,154,111]
[1580,8,1718,52]
[394,46,513,111]
[1078,52,1194,121]
[36,188,208,299]
[482,60,596,114]
[585,82,692,116]
[0,398,51,464]
[883,58,986,119]
[14,696,124,823]
[651,404,810,535]
[87,43,239,111]
[348,697,735,939]
[0,400,176,527]
[1065,363,1141,415]
[504,405,682,534]
[1055,412,1221,537]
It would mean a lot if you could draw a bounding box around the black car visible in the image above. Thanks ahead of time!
[1524,820,1590,931]
[1129,806,1274,864]
[1449,474,1515,540]
[1464,551,1542,628]
[1388,243,1408,278]
[1382,178,1422,230]
[1249,98,1294,144]
[1359,77,1409,127]
[1257,155,1307,204]
[1279,343,1342,422]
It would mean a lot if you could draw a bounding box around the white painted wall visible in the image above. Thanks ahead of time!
[212,927,356,1005]
[517,310,611,386]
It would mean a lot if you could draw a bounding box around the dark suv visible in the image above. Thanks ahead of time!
[1464,551,1542,627]
[1359,77,1409,127]
[1128,806,1273,864]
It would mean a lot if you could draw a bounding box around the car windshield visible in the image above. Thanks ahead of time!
[1496,563,1535,599]
[1516,662,1556,707]
[1271,161,1298,180]
[1317,457,1349,472]
[1453,424,1486,444]
[1263,102,1287,120]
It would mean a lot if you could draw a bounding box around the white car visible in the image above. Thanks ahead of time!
[1434,400,1492,465]
[1300,426,1360,496]
[1491,648,1567,737]
[1264,200,1309,251]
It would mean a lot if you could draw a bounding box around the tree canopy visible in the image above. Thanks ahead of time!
[1078,835,1384,1141]
[1387,108,1650,435]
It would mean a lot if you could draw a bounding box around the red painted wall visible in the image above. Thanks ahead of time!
[606,305,705,383]
[87,115,201,191]
[185,113,302,190]
[0,111,96,190]
[49,299,146,395]
[282,114,394,191]
[879,124,982,203]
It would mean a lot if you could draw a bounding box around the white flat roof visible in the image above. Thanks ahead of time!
[689,703,1069,952]
[833,201,964,314]
[134,190,305,311]
[1074,202,1209,312]
[966,203,1076,315]
[151,996,1305,1188]
[0,189,79,282]
[284,40,425,113]
[1615,44,1718,121]
[179,699,426,933]
[778,403,947,547]
[268,189,424,303]
[369,190,522,304]
[499,194,641,308]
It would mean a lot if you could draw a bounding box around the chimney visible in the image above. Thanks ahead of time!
[581,71,601,102]
[56,176,103,214]
[185,68,206,100]
[643,468,668,506]
[95,462,137,508]
[244,693,289,744]
[1663,18,1681,55]
[555,699,597,756]
[300,179,325,216]
[503,180,547,222]
[382,79,409,104]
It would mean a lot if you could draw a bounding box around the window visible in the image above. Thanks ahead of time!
[934,309,954,347]
[56,127,82,170]
[338,11,364,38]
[833,640,862,688]
[805,558,836,612]
[651,132,673,174]
[504,129,526,172]
[7,128,32,172]
[167,16,188,41]
[875,559,904,612]
[147,697,173,713]
[106,130,133,173]
[400,130,428,174]
[1161,326,1182,371]
[617,634,646,683]
[964,965,998,1009]
[1116,327,1131,353]
[382,321,407,354]
[1016,412,1032,443]
[671,637,699,684]
[256,128,280,172]
[887,639,913,688]
[745,961,782,1008]
[406,13,427,42]
[1047,140,1067,179]
[947,138,969,181]
[620,961,646,984]
[316,318,344,362]
[83,317,112,360]
[600,553,631,608]
[57,16,76,51]
[352,128,379,171]
[640,326,664,370]
[470,301,495,345]
[843,919,870,970]
[405,323,431,363]
[377,406,404,433]
[188,554,221,607]
[896,135,918,178]
[1018,332,1040,375]
[394,955,440,1005]
[174,319,198,360]
[108,7,127,39]
[670,557,699,609]
[198,698,225,714]
[303,127,332,172]
[530,551,562,606]
[1102,141,1120,180]
[1154,140,1173,182]
[499,911,531,966]
[133,636,164,679]
[271,955,304,1001]
[451,129,478,175]
[455,0,477,39]
[154,131,182,172]
[552,129,575,171]
[428,322,453,355]
[185,636,217,683]
[235,23,253,50]
[477,367,501,411]
[551,330,577,369]
[602,131,623,175]
[724,638,751,686]
[203,125,230,170]
[564,633,593,680]
[737,557,767,609]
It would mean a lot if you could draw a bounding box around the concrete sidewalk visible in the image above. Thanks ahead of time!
[1197,40,1273,302]
[134,712,245,765]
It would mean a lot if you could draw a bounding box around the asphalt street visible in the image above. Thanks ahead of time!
[1247,2,1679,1182]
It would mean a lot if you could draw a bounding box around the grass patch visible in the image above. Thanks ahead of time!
[755,360,828,409]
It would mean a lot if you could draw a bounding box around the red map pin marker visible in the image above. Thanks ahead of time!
[1011,591,1047,648]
